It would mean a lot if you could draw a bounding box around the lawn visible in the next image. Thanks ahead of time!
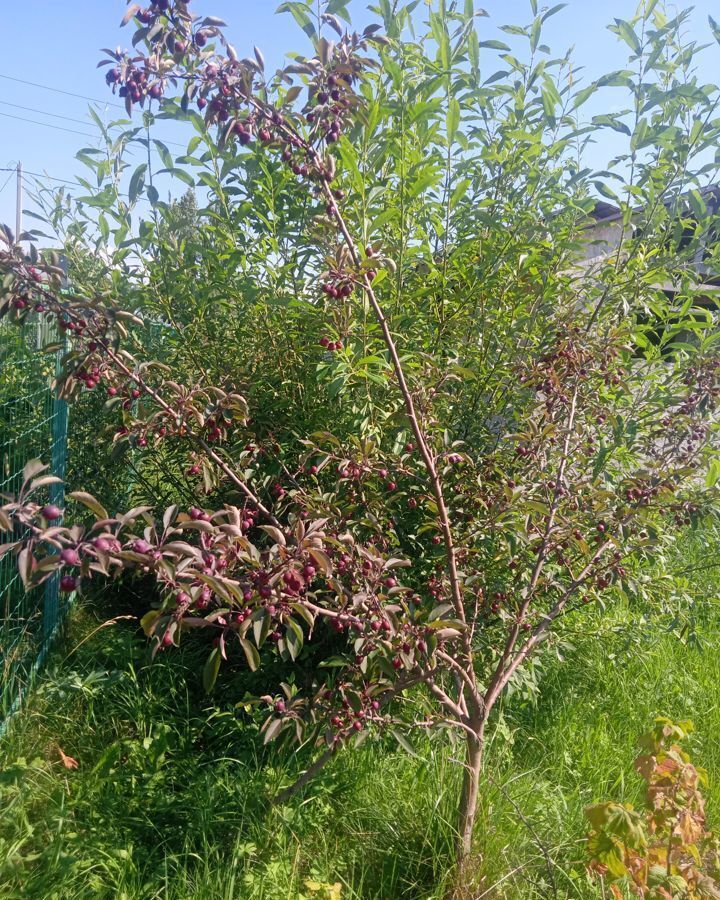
[1,536,718,899]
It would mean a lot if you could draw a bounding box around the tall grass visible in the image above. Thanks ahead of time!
[1,534,719,898]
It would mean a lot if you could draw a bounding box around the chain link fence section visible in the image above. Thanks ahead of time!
[0,319,69,727]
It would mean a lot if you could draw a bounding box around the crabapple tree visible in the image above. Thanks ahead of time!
[3,0,720,873]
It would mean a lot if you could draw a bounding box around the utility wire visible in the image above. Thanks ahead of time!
[0,72,124,110]
[0,105,186,150]
[0,111,98,140]
[0,111,187,158]
[0,99,99,128]
[0,170,15,196]
[0,167,80,187]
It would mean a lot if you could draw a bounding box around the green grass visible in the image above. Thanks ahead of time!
[1,553,719,899]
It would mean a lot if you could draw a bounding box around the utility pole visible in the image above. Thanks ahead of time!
[15,161,22,240]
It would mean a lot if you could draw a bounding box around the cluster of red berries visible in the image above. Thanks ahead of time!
[427,573,447,601]
[319,336,343,352]
[73,363,104,392]
[326,688,381,736]
[624,481,661,504]
[332,461,400,495]
[305,70,355,144]
[489,590,508,614]
[11,295,47,312]
[321,272,355,299]
[109,63,165,104]
[204,416,226,442]
[672,501,700,527]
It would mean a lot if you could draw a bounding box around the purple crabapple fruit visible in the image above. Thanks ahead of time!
[60,548,81,567]
[42,505,62,521]
[60,575,77,592]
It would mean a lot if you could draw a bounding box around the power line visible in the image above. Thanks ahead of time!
[23,170,80,187]
[0,170,14,196]
[0,98,101,128]
[0,106,187,151]
[0,110,98,140]
[0,167,80,187]
[0,72,124,110]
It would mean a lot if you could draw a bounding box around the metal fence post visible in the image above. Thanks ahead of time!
[42,349,69,648]
[42,257,70,649]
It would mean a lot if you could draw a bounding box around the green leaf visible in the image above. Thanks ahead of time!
[203,647,222,692]
[541,77,561,119]
[239,637,260,671]
[23,459,47,484]
[153,140,174,171]
[591,114,631,136]
[610,19,641,55]
[541,4,567,23]
[408,170,441,199]
[292,603,315,629]
[585,802,647,851]
[572,82,598,109]
[337,137,362,190]
[710,15,720,46]
[285,618,304,660]
[530,18,541,54]
[326,0,350,16]
[252,608,271,648]
[128,164,147,204]
[706,457,720,488]
[446,98,460,144]
[263,717,284,743]
[592,447,611,479]
[276,2,316,39]
[68,491,109,520]
[450,178,472,209]
[391,729,419,757]
[140,610,161,637]
[170,169,195,187]
[479,39,511,51]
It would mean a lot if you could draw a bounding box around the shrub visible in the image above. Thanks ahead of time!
[586,718,720,899]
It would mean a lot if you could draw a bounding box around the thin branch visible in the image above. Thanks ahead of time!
[484,384,579,709]
[274,745,337,804]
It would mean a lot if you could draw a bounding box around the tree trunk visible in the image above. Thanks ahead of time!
[457,723,485,867]
[274,745,337,805]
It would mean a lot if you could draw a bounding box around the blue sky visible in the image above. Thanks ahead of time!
[0,1,718,230]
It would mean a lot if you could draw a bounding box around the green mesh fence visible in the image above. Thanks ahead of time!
[0,320,69,728]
